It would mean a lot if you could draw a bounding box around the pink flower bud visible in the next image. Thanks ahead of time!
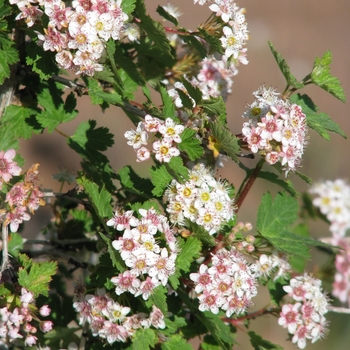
[39,305,51,317]
[40,320,53,333]
[245,244,255,253]
[245,235,255,243]
[25,335,37,346]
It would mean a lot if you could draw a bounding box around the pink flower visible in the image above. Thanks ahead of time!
[40,321,53,333]
[0,149,21,186]
[278,303,301,334]
[39,305,51,317]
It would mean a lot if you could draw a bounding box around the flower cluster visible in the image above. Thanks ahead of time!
[0,288,53,346]
[190,248,258,316]
[0,150,45,233]
[309,179,350,305]
[278,274,329,349]
[124,115,184,163]
[165,163,234,235]
[10,0,128,76]
[73,288,165,344]
[195,0,249,69]
[242,85,308,176]
[107,208,178,300]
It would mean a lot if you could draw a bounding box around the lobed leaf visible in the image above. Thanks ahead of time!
[150,164,174,197]
[291,93,346,140]
[268,42,304,90]
[159,85,176,119]
[161,335,193,350]
[145,285,168,315]
[130,328,158,350]
[156,5,179,26]
[18,254,57,297]
[248,331,284,350]
[311,50,346,102]
[177,128,204,161]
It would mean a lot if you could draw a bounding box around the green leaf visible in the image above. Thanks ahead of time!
[85,77,123,106]
[129,200,161,213]
[196,312,236,350]
[156,5,179,26]
[131,328,157,350]
[8,232,23,258]
[268,42,304,90]
[176,236,202,273]
[0,123,19,151]
[177,128,203,161]
[180,34,207,59]
[163,316,187,336]
[150,164,174,197]
[1,105,40,139]
[99,233,126,273]
[291,93,346,140]
[166,156,189,182]
[248,331,284,350]
[210,120,240,162]
[161,335,193,350]
[145,285,168,315]
[90,253,119,290]
[311,50,346,102]
[176,88,194,109]
[187,221,216,247]
[118,166,154,198]
[267,279,288,306]
[77,177,113,219]
[0,0,12,19]
[18,254,57,297]
[135,0,174,62]
[0,45,19,85]
[37,82,78,133]
[201,97,227,120]
[197,28,223,54]
[121,0,137,14]
[159,85,176,119]
[257,169,297,196]
[181,78,203,105]
[256,192,331,258]
[25,41,59,80]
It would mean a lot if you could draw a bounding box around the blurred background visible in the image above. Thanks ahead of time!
[18,0,350,349]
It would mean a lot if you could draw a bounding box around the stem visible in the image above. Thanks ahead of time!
[222,306,280,324]
[54,128,70,138]
[0,225,9,276]
[328,306,350,314]
[235,159,264,213]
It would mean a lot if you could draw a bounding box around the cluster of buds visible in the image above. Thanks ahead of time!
[10,0,129,76]
[0,288,53,346]
[309,179,350,306]
[124,116,184,163]
[73,288,165,344]
[278,274,329,349]
[227,221,255,253]
[190,247,258,317]
[107,208,178,300]
[165,163,235,235]
[0,149,45,233]
[242,85,308,176]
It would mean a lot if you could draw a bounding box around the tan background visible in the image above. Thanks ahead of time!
[19,1,350,349]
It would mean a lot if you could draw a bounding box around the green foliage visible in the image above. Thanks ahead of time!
[161,335,193,350]
[145,285,168,315]
[291,93,346,140]
[249,331,284,350]
[197,28,223,54]
[311,50,346,102]
[268,42,304,90]
[130,328,158,350]
[0,45,19,86]
[267,279,288,306]
[150,164,174,197]
[160,85,176,118]
[1,105,40,139]
[257,192,331,258]
[121,0,137,15]
[163,316,187,336]
[8,232,23,257]
[36,81,78,133]
[99,233,126,272]
[26,41,59,80]
[156,5,179,26]
[118,165,154,199]
[209,120,240,162]
[201,96,227,120]
[177,128,204,160]
[135,0,174,63]
[17,254,57,297]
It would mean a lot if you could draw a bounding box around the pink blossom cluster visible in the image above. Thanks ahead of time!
[0,288,53,347]
[190,248,258,316]
[10,0,128,76]
[253,253,291,281]
[165,163,234,235]
[124,115,184,163]
[194,0,249,69]
[73,288,165,344]
[242,85,308,176]
[167,55,237,108]
[309,179,350,305]
[0,150,45,233]
[278,274,329,349]
[106,208,178,300]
